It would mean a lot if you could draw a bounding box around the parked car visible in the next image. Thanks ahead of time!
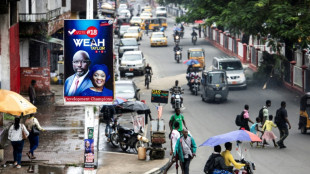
[155,6,167,17]
[118,25,130,38]
[117,38,140,57]
[115,80,140,101]
[119,51,146,76]
[150,32,167,47]
[211,56,247,89]
[123,26,143,41]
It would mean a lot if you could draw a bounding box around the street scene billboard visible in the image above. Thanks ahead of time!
[64,20,114,105]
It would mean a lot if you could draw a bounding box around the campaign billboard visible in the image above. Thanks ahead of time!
[64,20,114,105]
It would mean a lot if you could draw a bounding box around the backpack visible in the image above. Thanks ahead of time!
[235,111,245,127]
[275,109,281,125]
[258,107,264,122]
[204,155,217,174]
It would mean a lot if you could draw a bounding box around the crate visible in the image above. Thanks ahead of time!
[151,132,166,144]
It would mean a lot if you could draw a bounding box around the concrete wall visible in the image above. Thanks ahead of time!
[19,38,29,67]
[0,14,10,90]
[62,0,71,13]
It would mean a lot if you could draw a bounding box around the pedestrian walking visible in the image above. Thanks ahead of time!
[25,114,44,159]
[276,101,291,149]
[145,22,149,36]
[28,80,36,104]
[164,122,181,174]
[259,100,271,125]
[8,117,29,168]
[262,115,278,148]
[169,108,187,133]
[250,117,263,147]
[174,129,197,174]
[198,24,202,38]
[240,104,254,131]
[204,145,233,174]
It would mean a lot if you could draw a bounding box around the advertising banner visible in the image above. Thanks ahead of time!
[151,90,169,103]
[131,114,145,133]
[84,139,94,169]
[64,20,114,105]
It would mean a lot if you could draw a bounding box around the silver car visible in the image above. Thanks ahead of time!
[119,51,146,76]
[212,57,247,89]
[115,80,140,101]
[118,25,130,38]
[117,38,140,57]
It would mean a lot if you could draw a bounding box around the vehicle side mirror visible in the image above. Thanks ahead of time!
[136,88,140,92]
[138,43,141,45]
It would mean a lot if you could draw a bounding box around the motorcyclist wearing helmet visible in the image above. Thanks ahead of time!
[191,29,198,37]
[144,63,153,85]
[170,80,184,106]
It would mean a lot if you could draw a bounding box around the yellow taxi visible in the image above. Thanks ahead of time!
[142,6,152,12]
[187,48,205,70]
[123,26,143,41]
[130,16,142,26]
[150,32,167,47]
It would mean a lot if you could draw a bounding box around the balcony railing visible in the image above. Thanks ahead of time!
[19,8,61,22]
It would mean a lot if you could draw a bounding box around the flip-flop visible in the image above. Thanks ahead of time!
[26,152,31,159]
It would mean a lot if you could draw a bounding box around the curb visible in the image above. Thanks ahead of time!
[144,159,170,174]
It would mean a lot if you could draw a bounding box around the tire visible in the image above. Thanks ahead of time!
[177,58,180,63]
[111,133,120,147]
[120,142,128,152]
[147,82,149,89]
[195,89,198,96]
[301,126,307,134]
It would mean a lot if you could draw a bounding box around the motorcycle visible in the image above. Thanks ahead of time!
[192,35,197,45]
[189,75,200,96]
[111,120,149,152]
[180,30,184,38]
[170,89,184,109]
[234,159,255,174]
[174,34,180,45]
[174,49,182,63]
[145,73,151,89]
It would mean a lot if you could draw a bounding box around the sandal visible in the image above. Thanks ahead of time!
[14,162,17,166]
[26,152,31,159]
[31,156,36,159]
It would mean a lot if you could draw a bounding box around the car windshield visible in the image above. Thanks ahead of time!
[127,28,138,33]
[121,39,138,46]
[123,54,142,61]
[116,84,135,94]
[190,51,204,57]
[131,17,141,22]
[120,26,130,31]
[152,34,164,38]
[219,61,243,71]
[208,73,226,84]
[158,7,166,11]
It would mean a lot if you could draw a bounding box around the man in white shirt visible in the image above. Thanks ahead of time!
[164,122,181,174]
[64,50,93,96]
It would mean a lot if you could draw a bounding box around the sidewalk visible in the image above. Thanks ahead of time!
[0,84,170,174]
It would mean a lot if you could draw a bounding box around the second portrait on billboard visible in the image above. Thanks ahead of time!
[64,20,114,105]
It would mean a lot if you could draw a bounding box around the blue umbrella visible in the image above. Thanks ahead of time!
[199,130,261,147]
[183,59,200,65]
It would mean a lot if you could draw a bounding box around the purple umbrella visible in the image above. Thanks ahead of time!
[199,130,261,147]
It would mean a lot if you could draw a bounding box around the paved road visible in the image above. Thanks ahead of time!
[100,1,310,174]
[131,8,310,174]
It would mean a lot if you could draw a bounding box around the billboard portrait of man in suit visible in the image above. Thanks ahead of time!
[64,50,94,96]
